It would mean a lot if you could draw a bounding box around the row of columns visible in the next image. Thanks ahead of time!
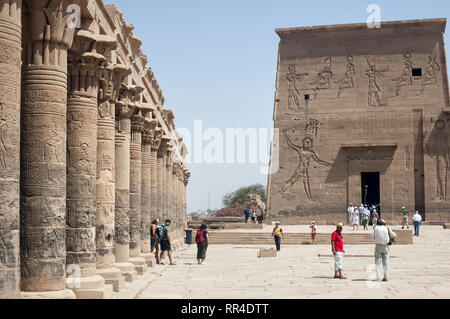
[0,0,190,299]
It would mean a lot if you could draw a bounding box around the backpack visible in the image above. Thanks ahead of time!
[195,229,206,244]
[387,227,394,246]
[156,225,165,240]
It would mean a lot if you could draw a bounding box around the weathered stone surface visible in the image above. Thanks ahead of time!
[268,19,450,224]
[20,0,75,293]
[0,0,21,299]
[258,249,277,258]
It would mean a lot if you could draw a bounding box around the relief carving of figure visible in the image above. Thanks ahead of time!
[392,52,413,96]
[0,105,9,172]
[425,119,450,201]
[335,55,355,98]
[365,58,388,107]
[286,65,308,110]
[419,48,441,95]
[310,58,333,98]
[280,129,332,200]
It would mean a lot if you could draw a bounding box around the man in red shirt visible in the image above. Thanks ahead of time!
[331,223,346,279]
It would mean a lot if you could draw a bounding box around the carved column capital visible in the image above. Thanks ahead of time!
[142,119,158,145]
[23,0,75,67]
[157,136,172,158]
[152,127,163,151]
[131,113,144,133]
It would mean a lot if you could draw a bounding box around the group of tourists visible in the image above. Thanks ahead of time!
[243,206,264,224]
[347,203,379,231]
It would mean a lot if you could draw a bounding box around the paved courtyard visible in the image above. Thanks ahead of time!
[115,225,450,299]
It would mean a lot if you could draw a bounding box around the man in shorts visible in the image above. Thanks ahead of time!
[401,206,410,229]
[331,223,346,279]
[159,219,176,265]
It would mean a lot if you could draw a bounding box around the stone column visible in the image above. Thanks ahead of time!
[151,128,162,222]
[65,31,113,299]
[0,0,21,300]
[129,107,147,275]
[157,136,171,222]
[114,85,137,282]
[20,0,75,299]
[165,148,173,227]
[95,63,129,292]
[172,163,179,238]
[141,117,157,267]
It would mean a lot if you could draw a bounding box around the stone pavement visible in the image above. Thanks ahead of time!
[115,225,450,299]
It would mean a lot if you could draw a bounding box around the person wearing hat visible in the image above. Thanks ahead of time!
[272,223,283,252]
[401,206,410,229]
[372,219,397,282]
[331,223,346,279]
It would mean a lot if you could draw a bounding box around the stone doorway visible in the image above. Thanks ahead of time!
[361,172,381,217]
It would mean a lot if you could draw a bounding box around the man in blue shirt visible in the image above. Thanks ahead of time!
[243,207,250,224]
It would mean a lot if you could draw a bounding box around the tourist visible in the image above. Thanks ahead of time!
[401,206,410,229]
[331,223,346,279]
[361,206,370,230]
[358,204,365,226]
[195,223,209,264]
[159,219,176,265]
[352,207,360,231]
[413,211,423,237]
[150,219,160,264]
[272,223,283,252]
[371,209,379,229]
[310,221,318,244]
[347,203,355,225]
[257,213,264,224]
[243,206,250,224]
[251,211,257,223]
[372,219,397,282]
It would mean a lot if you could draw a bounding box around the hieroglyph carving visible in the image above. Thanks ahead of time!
[419,47,441,95]
[426,119,450,201]
[281,129,332,200]
[365,57,388,107]
[392,52,413,97]
[310,58,333,98]
[335,55,355,98]
[286,65,308,110]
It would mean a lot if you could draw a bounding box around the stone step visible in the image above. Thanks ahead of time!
[207,230,413,245]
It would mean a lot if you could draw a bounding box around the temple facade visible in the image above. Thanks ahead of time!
[0,0,190,299]
[267,19,450,225]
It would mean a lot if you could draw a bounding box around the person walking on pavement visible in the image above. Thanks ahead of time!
[371,209,379,229]
[347,203,355,225]
[159,219,176,266]
[361,206,370,230]
[195,223,209,264]
[243,207,250,224]
[372,219,397,282]
[413,211,423,237]
[331,223,346,279]
[150,219,160,264]
[272,223,283,252]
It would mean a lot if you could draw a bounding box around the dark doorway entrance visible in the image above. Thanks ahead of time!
[361,172,381,217]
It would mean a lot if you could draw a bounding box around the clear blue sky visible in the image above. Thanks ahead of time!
[104,0,450,213]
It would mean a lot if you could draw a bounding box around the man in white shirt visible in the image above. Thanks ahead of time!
[347,203,354,225]
[372,219,397,282]
[413,211,423,237]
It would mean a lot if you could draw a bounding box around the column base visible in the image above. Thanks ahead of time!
[141,253,156,267]
[66,275,113,299]
[115,262,137,282]
[129,257,148,275]
[96,267,125,292]
[21,289,76,299]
